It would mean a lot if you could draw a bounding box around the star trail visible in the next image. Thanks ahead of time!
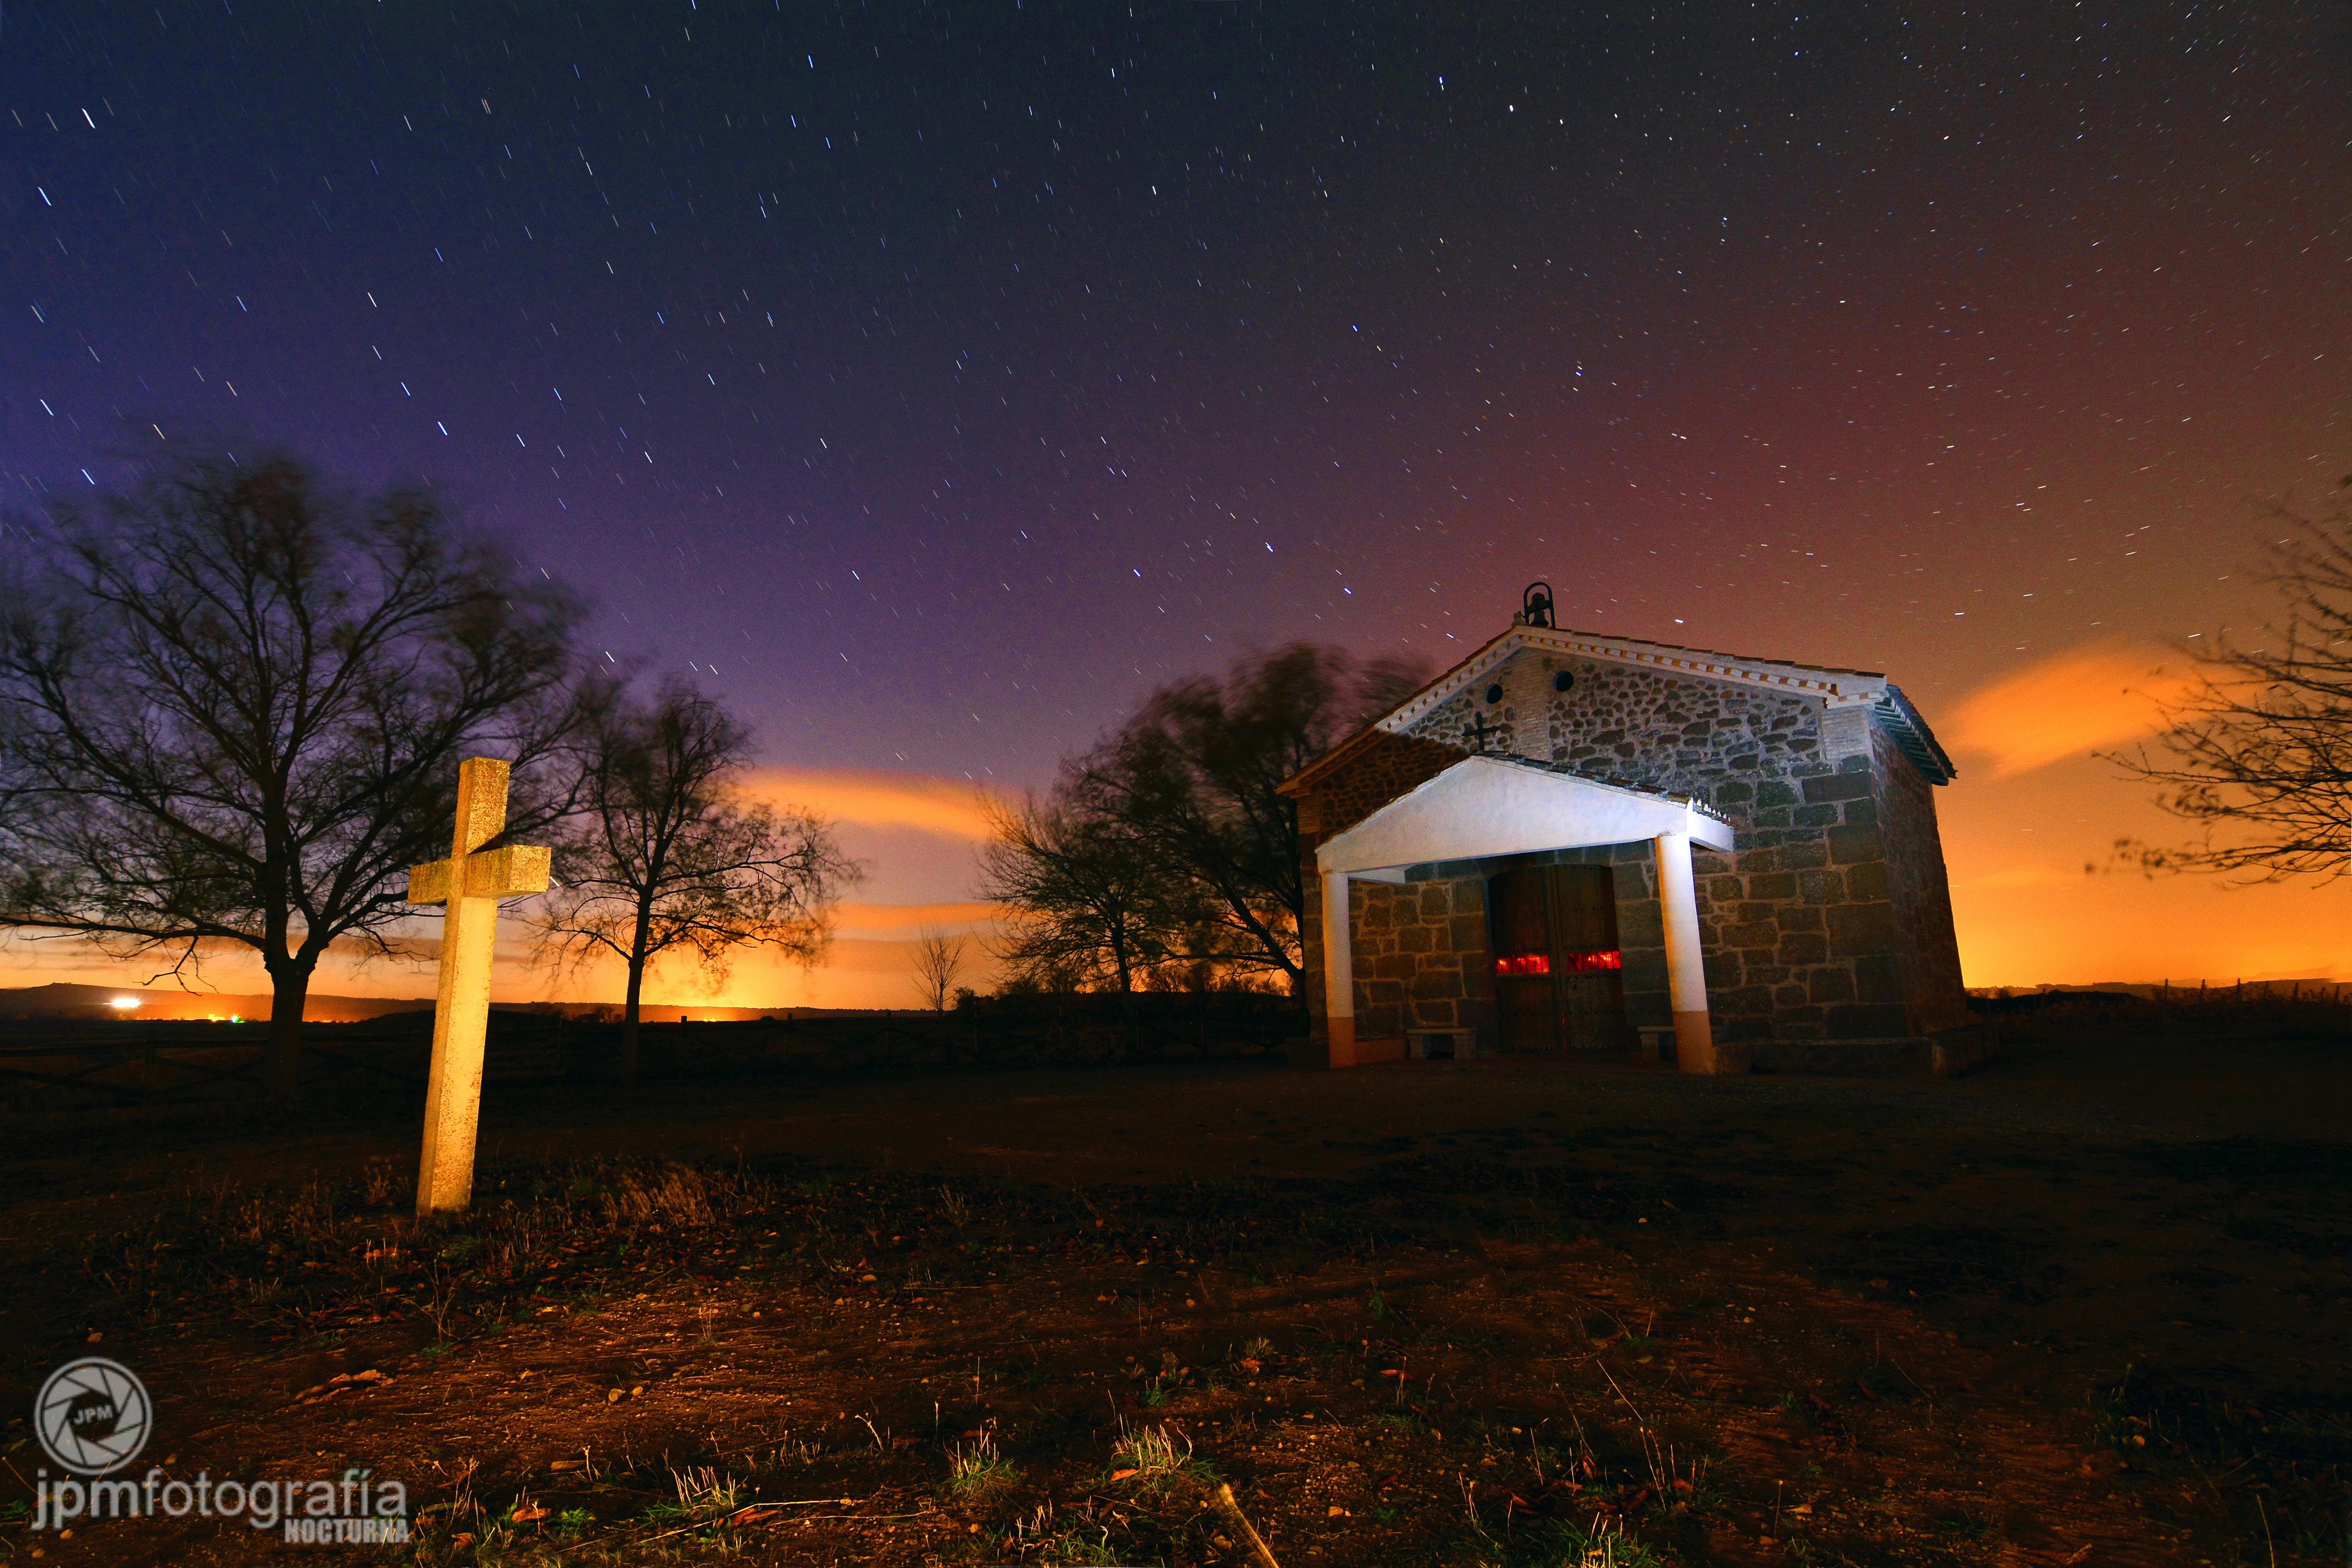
[3,1,2347,987]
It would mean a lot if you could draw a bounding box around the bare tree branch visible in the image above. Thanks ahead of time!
[977,791,1194,995]
[0,448,589,1098]
[529,679,859,1078]
[1073,643,1430,990]
[909,926,967,1012]
[2111,477,2352,884]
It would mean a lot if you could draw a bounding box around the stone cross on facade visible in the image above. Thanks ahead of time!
[407,757,551,1216]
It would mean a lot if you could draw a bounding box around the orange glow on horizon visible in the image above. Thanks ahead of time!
[1932,641,2349,987]
[1942,639,2201,780]
[738,767,995,842]
[8,642,2348,1003]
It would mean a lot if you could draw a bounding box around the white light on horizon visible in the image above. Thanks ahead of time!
[109,997,141,1010]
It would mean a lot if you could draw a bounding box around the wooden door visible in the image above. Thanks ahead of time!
[1488,864,1630,1051]
[1490,866,1556,1052]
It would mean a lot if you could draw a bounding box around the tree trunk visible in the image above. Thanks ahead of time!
[620,956,646,1083]
[263,960,316,1102]
[619,903,654,1083]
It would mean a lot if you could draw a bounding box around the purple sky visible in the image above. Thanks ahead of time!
[4,2,2347,933]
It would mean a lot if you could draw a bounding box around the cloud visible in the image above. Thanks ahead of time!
[1962,866,2083,890]
[1943,641,2202,779]
[829,901,1006,940]
[739,767,995,841]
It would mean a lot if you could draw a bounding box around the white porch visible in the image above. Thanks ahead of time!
[1312,757,1739,1074]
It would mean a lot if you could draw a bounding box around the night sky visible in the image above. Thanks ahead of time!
[4,2,2348,992]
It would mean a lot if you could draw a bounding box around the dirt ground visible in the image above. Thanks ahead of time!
[0,1018,2345,1566]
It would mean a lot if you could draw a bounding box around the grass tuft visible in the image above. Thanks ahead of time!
[941,1427,1022,1503]
[1107,1422,1217,1498]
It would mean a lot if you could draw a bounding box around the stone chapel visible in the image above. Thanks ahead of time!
[1276,588,1983,1076]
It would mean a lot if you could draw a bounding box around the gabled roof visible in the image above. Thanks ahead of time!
[1383,622,1887,728]
[1316,756,1735,882]
[1870,684,1958,786]
[1281,622,1957,795]
[1274,720,1461,798]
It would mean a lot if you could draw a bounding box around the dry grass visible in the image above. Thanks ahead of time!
[15,1032,2351,1565]
[1107,1421,1215,1500]
[940,1428,1022,1503]
[34,1142,2339,1565]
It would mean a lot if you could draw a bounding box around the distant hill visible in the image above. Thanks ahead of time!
[0,982,427,1023]
[1967,979,2348,1002]
[0,982,882,1023]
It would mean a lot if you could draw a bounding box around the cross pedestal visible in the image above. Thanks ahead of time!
[407,757,550,1217]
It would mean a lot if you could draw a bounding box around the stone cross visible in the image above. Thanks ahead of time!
[407,757,551,1216]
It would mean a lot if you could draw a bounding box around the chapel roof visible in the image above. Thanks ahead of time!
[1280,621,1956,795]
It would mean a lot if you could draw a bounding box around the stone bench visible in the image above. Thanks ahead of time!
[1406,1027,1479,1060]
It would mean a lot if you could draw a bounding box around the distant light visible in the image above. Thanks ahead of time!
[109,997,141,1010]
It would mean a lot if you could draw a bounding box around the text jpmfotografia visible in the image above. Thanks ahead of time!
[33,1465,410,1542]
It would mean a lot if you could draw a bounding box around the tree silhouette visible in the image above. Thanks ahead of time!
[531,680,856,1079]
[2116,477,2352,882]
[0,450,584,1098]
[978,793,1191,995]
[1074,643,1429,990]
[910,926,967,1011]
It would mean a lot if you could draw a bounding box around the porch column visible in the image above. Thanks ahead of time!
[1653,831,1725,1074]
[1321,869,1356,1068]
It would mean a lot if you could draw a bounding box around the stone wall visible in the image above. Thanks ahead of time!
[1731,763,1911,1041]
[1343,875,1495,1044]
[1292,730,1467,840]
[1406,646,1917,1042]
[1408,647,1831,792]
[1873,724,1972,1031]
[1288,643,1969,1054]
[1293,731,1471,1053]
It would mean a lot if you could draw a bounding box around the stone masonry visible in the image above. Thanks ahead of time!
[1292,731,1475,1047]
[1287,639,1968,1058]
[1338,875,1496,1045]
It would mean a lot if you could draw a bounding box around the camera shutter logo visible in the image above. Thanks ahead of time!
[36,1357,152,1476]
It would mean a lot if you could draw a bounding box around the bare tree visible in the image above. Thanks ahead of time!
[2115,478,2352,882]
[1074,643,1430,991]
[0,450,586,1099]
[531,680,858,1079]
[978,792,1192,994]
[910,926,966,1011]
